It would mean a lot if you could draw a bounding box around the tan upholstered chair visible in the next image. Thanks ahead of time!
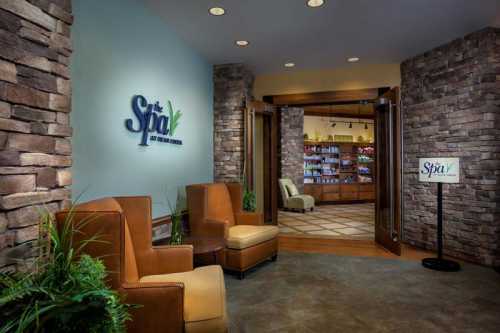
[56,197,227,333]
[279,178,315,213]
[186,183,279,279]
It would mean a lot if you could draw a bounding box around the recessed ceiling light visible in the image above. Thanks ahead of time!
[348,57,360,63]
[236,40,249,47]
[284,62,295,68]
[209,7,225,16]
[307,0,325,8]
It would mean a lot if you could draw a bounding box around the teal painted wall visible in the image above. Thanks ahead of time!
[72,0,213,217]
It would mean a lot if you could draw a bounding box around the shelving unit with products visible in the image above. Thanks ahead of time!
[304,141,375,203]
[304,142,340,185]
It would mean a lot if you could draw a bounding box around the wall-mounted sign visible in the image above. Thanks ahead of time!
[419,157,459,183]
[125,95,183,146]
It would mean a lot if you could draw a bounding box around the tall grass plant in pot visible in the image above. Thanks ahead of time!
[0,207,132,333]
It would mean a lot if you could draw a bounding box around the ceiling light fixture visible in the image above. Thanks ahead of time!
[347,57,360,63]
[235,40,249,47]
[307,0,325,8]
[284,62,295,68]
[209,7,225,16]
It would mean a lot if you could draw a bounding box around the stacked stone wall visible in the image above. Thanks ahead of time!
[280,107,304,193]
[0,0,73,272]
[213,64,254,183]
[401,27,500,266]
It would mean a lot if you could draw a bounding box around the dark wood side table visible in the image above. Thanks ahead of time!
[183,237,225,266]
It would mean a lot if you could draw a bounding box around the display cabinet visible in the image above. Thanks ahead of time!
[304,141,375,203]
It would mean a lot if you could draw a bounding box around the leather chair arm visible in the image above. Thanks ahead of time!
[235,212,264,226]
[140,245,194,276]
[122,282,184,333]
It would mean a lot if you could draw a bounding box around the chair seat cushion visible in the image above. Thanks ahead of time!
[139,265,227,333]
[287,195,315,209]
[226,225,279,250]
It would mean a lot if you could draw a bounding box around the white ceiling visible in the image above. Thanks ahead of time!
[142,0,500,75]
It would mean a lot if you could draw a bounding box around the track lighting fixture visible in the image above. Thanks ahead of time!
[330,120,373,129]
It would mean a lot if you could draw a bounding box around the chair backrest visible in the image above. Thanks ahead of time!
[187,183,243,237]
[279,178,294,204]
[206,183,236,225]
[56,197,146,288]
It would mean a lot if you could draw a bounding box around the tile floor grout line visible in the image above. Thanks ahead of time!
[279,203,375,240]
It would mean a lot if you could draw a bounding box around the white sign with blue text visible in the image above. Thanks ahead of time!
[419,158,460,183]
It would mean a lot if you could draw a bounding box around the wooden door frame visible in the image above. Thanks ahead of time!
[263,87,389,106]
[245,101,279,224]
[244,106,254,189]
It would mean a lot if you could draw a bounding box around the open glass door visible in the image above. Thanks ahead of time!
[375,88,402,255]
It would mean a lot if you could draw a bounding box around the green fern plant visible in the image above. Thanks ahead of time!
[0,206,132,333]
[168,101,182,136]
[243,190,256,212]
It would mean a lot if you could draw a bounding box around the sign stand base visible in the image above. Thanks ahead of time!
[422,182,461,272]
[422,257,461,272]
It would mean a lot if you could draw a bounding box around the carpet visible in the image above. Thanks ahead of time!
[225,251,500,332]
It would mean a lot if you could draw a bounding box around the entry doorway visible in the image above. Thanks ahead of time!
[282,107,376,240]
[264,87,402,255]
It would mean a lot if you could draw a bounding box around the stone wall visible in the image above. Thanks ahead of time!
[280,107,304,193]
[401,27,500,266]
[0,0,73,273]
[213,64,254,183]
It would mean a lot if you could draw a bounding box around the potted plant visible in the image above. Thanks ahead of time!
[166,188,185,245]
[241,162,256,212]
[0,207,131,333]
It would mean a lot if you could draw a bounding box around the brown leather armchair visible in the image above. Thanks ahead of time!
[186,183,279,279]
[56,196,227,333]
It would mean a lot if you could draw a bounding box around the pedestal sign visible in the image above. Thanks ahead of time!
[419,157,461,272]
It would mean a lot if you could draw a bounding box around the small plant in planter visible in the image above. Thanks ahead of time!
[243,188,256,212]
[0,207,132,333]
[241,163,256,212]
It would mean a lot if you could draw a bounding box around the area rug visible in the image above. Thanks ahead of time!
[225,251,500,332]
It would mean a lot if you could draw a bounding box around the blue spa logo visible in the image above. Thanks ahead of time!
[125,95,183,147]
[420,161,455,178]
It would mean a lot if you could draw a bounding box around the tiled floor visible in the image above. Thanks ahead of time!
[278,203,374,239]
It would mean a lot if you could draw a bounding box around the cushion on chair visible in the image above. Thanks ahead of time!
[206,184,235,226]
[287,195,315,210]
[139,265,227,333]
[286,183,300,197]
[226,225,279,250]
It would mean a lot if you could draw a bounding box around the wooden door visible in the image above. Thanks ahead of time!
[375,88,402,255]
[245,101,279,224]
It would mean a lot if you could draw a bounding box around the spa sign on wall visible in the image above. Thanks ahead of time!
[419,157,460,183]
[125,95,183,147]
